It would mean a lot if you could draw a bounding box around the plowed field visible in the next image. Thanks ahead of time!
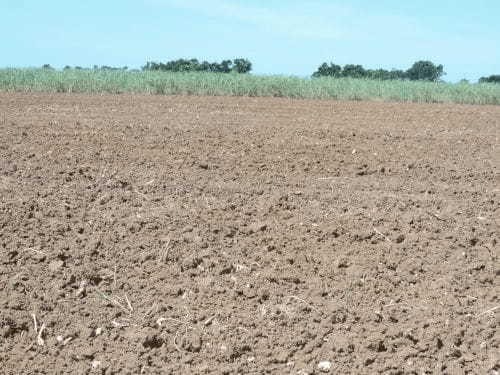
[1,94,499,374]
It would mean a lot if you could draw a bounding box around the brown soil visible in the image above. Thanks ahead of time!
[1,94,499,374]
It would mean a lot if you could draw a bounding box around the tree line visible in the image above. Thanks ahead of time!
[142,58,252,73]
[43,64,130,71]
[312,60,445,81]
[48,58,253,74]
[479,75,500,83]
[40,60,499,83]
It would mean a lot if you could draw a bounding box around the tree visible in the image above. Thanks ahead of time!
[341,64,366,78]
[479,75,500,84]
[142,58,252,74]
[406,61,444,81]
[312,63,369,79]
[312,62,342,78]
[312,60,448,81]
[42,64,53,70]
[232,58,252,73]
[219,60,233,73]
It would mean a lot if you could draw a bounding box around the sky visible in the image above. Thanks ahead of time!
[2,0,499,82]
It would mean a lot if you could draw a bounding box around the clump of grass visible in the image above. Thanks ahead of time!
[1,68,499,105]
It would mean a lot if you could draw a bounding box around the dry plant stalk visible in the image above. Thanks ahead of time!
[158,238,171,264]
[31,313,46,346]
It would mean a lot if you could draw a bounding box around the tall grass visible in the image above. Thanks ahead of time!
[1,68,499,105]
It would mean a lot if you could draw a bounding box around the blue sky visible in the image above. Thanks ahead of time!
[2,0,499,82]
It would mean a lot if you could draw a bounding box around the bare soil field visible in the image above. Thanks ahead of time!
[1,94,499,374]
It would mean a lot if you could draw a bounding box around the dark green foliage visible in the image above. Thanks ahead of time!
[406,61,444,81]
[313,62,404,80]
[341,64,366,78]
[312,63,342,77]
[42,64,53,70]
[142,58,252,74]
[313,60,445,82]
[365,69,407,80]
[233,58,252,74]
[479,75,500,83]
[219,60,232,73]
[98,65,128,71]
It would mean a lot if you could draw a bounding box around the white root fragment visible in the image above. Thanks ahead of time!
[158,238,171,264]
[124,294,133,313]
[477,305,500,317]
[204,315,216,326]
[32,314,38,335]
[32,313,46,346]
[37,323,46,346]
[76,280,88,297]
[374,228,392,242]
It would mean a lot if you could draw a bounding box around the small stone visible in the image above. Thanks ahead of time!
[95,327,103,336]
[198,162,209,170]
[48,260,64,272]
[91,360,101,369]
[317,360,331,372]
